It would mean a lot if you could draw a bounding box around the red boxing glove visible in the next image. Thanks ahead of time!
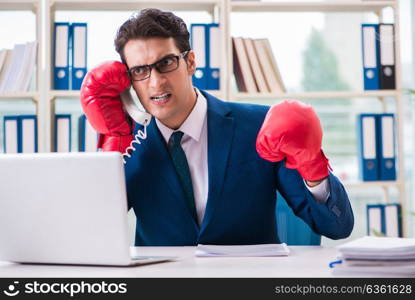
[80,61,133,153]
[256,100,331,181]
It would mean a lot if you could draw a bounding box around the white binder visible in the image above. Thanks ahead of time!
[4,117,19,153]
[53,23,70,90]
[367,205,382,236]
[385,204,399,237]
[55,115,71,152]
[71,23,87,90]
[207,24,220,90]
[191,24,207,89]
[20,117,37,153]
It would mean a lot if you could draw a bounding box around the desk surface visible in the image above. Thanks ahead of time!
[0,246,338,278]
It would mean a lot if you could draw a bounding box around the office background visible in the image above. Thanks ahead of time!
[0,0,414,247]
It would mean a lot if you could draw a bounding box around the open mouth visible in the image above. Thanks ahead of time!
[150,93,172,103]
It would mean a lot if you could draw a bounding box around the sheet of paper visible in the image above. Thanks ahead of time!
[195,243,290,257]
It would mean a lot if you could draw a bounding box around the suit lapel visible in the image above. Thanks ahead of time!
[199,91,234,235]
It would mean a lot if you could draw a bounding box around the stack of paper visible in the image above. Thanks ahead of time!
[195,243,290,257]
[0,42,37,93]
[331,236,415,277]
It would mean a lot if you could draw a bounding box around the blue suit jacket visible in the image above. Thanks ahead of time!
[125,91,354,246]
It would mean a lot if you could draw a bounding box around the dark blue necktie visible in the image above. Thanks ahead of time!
[168,131,197,223]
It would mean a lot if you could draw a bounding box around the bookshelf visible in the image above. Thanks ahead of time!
[0,0,43,150]
[0,92,39,101]
[226,0,406,237]
[0,0,38,11]
[43,0,228,153]
[0,0,408,235]
[230,1,396,13]
[51,0,222,12]
[233,90,400,100]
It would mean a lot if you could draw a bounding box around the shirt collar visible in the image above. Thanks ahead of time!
[156,88,207,143]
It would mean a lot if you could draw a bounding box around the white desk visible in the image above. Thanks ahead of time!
[0,246,338,277]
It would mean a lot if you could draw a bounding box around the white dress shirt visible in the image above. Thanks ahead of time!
[156,89,330,225]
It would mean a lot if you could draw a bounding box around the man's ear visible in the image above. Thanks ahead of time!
[123,62,133,83]
[185,50,196,75]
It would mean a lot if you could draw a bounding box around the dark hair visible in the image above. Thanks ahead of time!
[114,8,190,64]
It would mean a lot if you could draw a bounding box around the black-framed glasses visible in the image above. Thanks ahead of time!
[127,51,190,81]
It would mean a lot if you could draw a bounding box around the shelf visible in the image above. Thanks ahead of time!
[231,1,395,13]
[50,89,224,100]
[343,180,402,189]
[0,92,39,101]
[50,90,80,99]
[233,90,399,100]
[0,0,37,11]
[50,0,221,12]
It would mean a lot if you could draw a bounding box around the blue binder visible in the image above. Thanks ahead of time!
[367,203,402,237]
[71,23,87,90]
[54,114,72,152]
[384,203,402,237]
[377,113,396,180]
[357,114,379,181]
[19,115,38,153]
[207,23,220,90]
[361,24,380,90]
[53,22,70,90]
[78,114,98,152]
[379,23,396,90]
[3,115,37,153]
[190,24,208,90]
[367,204,385,236]
[3,116,19,153]
[78,115,87,151]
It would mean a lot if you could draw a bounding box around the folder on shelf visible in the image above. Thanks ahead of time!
[262,38,285,93]
[16,42,37,92]
[54,114,71,152]
[384,203,402,238]
[377,113,396,180]
[0,49,8,74]
[361,24,380,90]
[0,49,12,92]
[20,115,37,153]
[207,23,220,90]
[3,116,19,153]
[190,24,207,90]
[244,38,269,93]
[53,22,70,90]
[0,44,25,93]
[252,39,285,93]
[232,37,257,93]
[357,114,378,181]
[367,204,384,236]
[379,23,396,90]
[3,115,37,153]
[71,23,87,90]
[78,114,98,152]
[367,203,402,237]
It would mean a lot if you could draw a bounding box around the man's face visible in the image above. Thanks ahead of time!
[123,37,196,129]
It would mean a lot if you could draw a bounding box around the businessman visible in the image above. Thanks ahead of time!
[80,9,354,246]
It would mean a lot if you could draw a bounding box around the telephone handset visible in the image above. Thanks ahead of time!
[120,90,152,164]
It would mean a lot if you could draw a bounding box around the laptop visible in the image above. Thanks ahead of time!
[0,152,175,266]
